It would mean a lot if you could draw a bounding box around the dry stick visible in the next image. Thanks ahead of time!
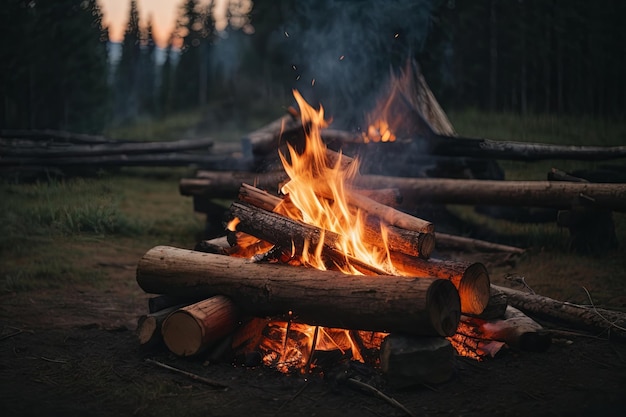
[581,287,626,333]
[145,358,230,390]
[435,232,525,254]
[346,378,416,417]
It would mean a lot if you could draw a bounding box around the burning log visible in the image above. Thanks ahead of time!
[237,184,434,259]
[493,285,626,340]
[355,176,626,211]
[161,295,239,356]
[136,246,461,337]
[388,252,490,315]
[458,306,551,352]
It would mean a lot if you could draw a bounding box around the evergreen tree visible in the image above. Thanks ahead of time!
[139,15,157,115]
[0,0,110,132]
[115,0,141,122]
[158,37,175,117]
[173,0,204,109]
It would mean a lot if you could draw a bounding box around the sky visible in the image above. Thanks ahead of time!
[99,0,230,48]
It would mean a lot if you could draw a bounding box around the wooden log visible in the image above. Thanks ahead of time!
[475,285,508,320]
[0,153,251,170]
[230,201,389,275]
[0,137,214,158]
[136,246,461,337]
[237,184,434,259]
[458,306,551,352]
[244,114,303,157]
[435,232,526,254]
[355,176,626,212]
[0,128,112,144]
[388,252,490,315]
[492,284,626,340]
[148,295,206,314]
[136,305,184,347]
[161,295,239,356]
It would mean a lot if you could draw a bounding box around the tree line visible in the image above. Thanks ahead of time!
[0,0,623,134]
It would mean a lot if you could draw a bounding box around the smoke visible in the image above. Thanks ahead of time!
[279,0,435,128]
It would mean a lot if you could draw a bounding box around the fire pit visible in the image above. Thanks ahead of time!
[133,87,563,387]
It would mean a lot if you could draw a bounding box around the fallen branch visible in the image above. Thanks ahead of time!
[145,358,230,390]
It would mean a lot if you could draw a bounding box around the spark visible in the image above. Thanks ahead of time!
[296,75,300,80]
[311,79,316,86]
[339,55,345,61]
[284,31,289,38]
[394,33,399,38]
[292,65,297,70]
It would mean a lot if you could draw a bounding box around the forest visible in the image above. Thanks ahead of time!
[1,0,625,134]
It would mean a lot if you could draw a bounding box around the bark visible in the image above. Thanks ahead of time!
[492,285,626,340]
[237,184,434,259]
[355,176,626,211]
[161,295,239,356]
[136,246,461,337]
[0,137,214,158]
[388,252,491,315]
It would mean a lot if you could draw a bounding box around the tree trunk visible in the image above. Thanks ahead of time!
[136,246,461,337]
[492,285,626,340]
[355,176,626,212]
[161,295,239,356]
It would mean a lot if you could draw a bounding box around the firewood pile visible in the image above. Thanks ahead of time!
[135,71,626,386]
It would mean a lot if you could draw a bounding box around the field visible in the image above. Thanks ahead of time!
[1,110,625,416]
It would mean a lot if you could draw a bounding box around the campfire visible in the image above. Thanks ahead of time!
[134,81,565,386]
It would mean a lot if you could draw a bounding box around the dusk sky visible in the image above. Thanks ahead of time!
[99,0,231,47]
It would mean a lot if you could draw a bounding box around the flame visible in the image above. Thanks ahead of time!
[275,89,392,274]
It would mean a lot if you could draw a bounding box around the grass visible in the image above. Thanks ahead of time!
[1,109,624,310]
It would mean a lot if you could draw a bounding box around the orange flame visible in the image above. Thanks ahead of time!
[274,90,392,274]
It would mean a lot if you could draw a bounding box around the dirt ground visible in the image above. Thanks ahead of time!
[1,248,625,417]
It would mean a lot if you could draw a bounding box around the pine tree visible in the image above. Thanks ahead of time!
[158,37,175,117]
[139,15,157,115]
[115,0,141,122]
[0,0,110,132]
[173,0,203,109]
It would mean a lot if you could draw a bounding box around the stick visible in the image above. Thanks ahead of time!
[145,359,230,390]
[346,378,416,417]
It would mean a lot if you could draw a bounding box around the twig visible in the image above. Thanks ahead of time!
[145,359,230,390]
[582,286,626,333]
[346,378,416,417]
[504,273,535,294]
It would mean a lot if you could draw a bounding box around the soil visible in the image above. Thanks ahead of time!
[1,249,625,417]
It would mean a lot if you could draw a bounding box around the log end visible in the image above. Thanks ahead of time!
[427,279,461,337]
[418,233,436,259]
[162,312,205,356]
[459,263,491,315]
[137,316,158,345]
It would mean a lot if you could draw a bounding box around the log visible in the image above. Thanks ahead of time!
[237,184,434,259]
[435,232,526,254]
[0,152,252,170]
[355,176,626,212]
[388,252,490,315]
[0,128,112,144]
[244,114,303,157]
[0,137,214,158]
[429,134,626,161]
[136,304,184,347]
[136,246,461,337]
[161,295,239,356]
[492,285,626,340]
[475,285,508,320]
[458,306,551,352]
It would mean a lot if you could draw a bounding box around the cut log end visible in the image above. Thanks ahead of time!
[137,316,158,345]
[427,279,461,337]
[161,295,238,357]
[419,233,436,259]
[458,263,491,316]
